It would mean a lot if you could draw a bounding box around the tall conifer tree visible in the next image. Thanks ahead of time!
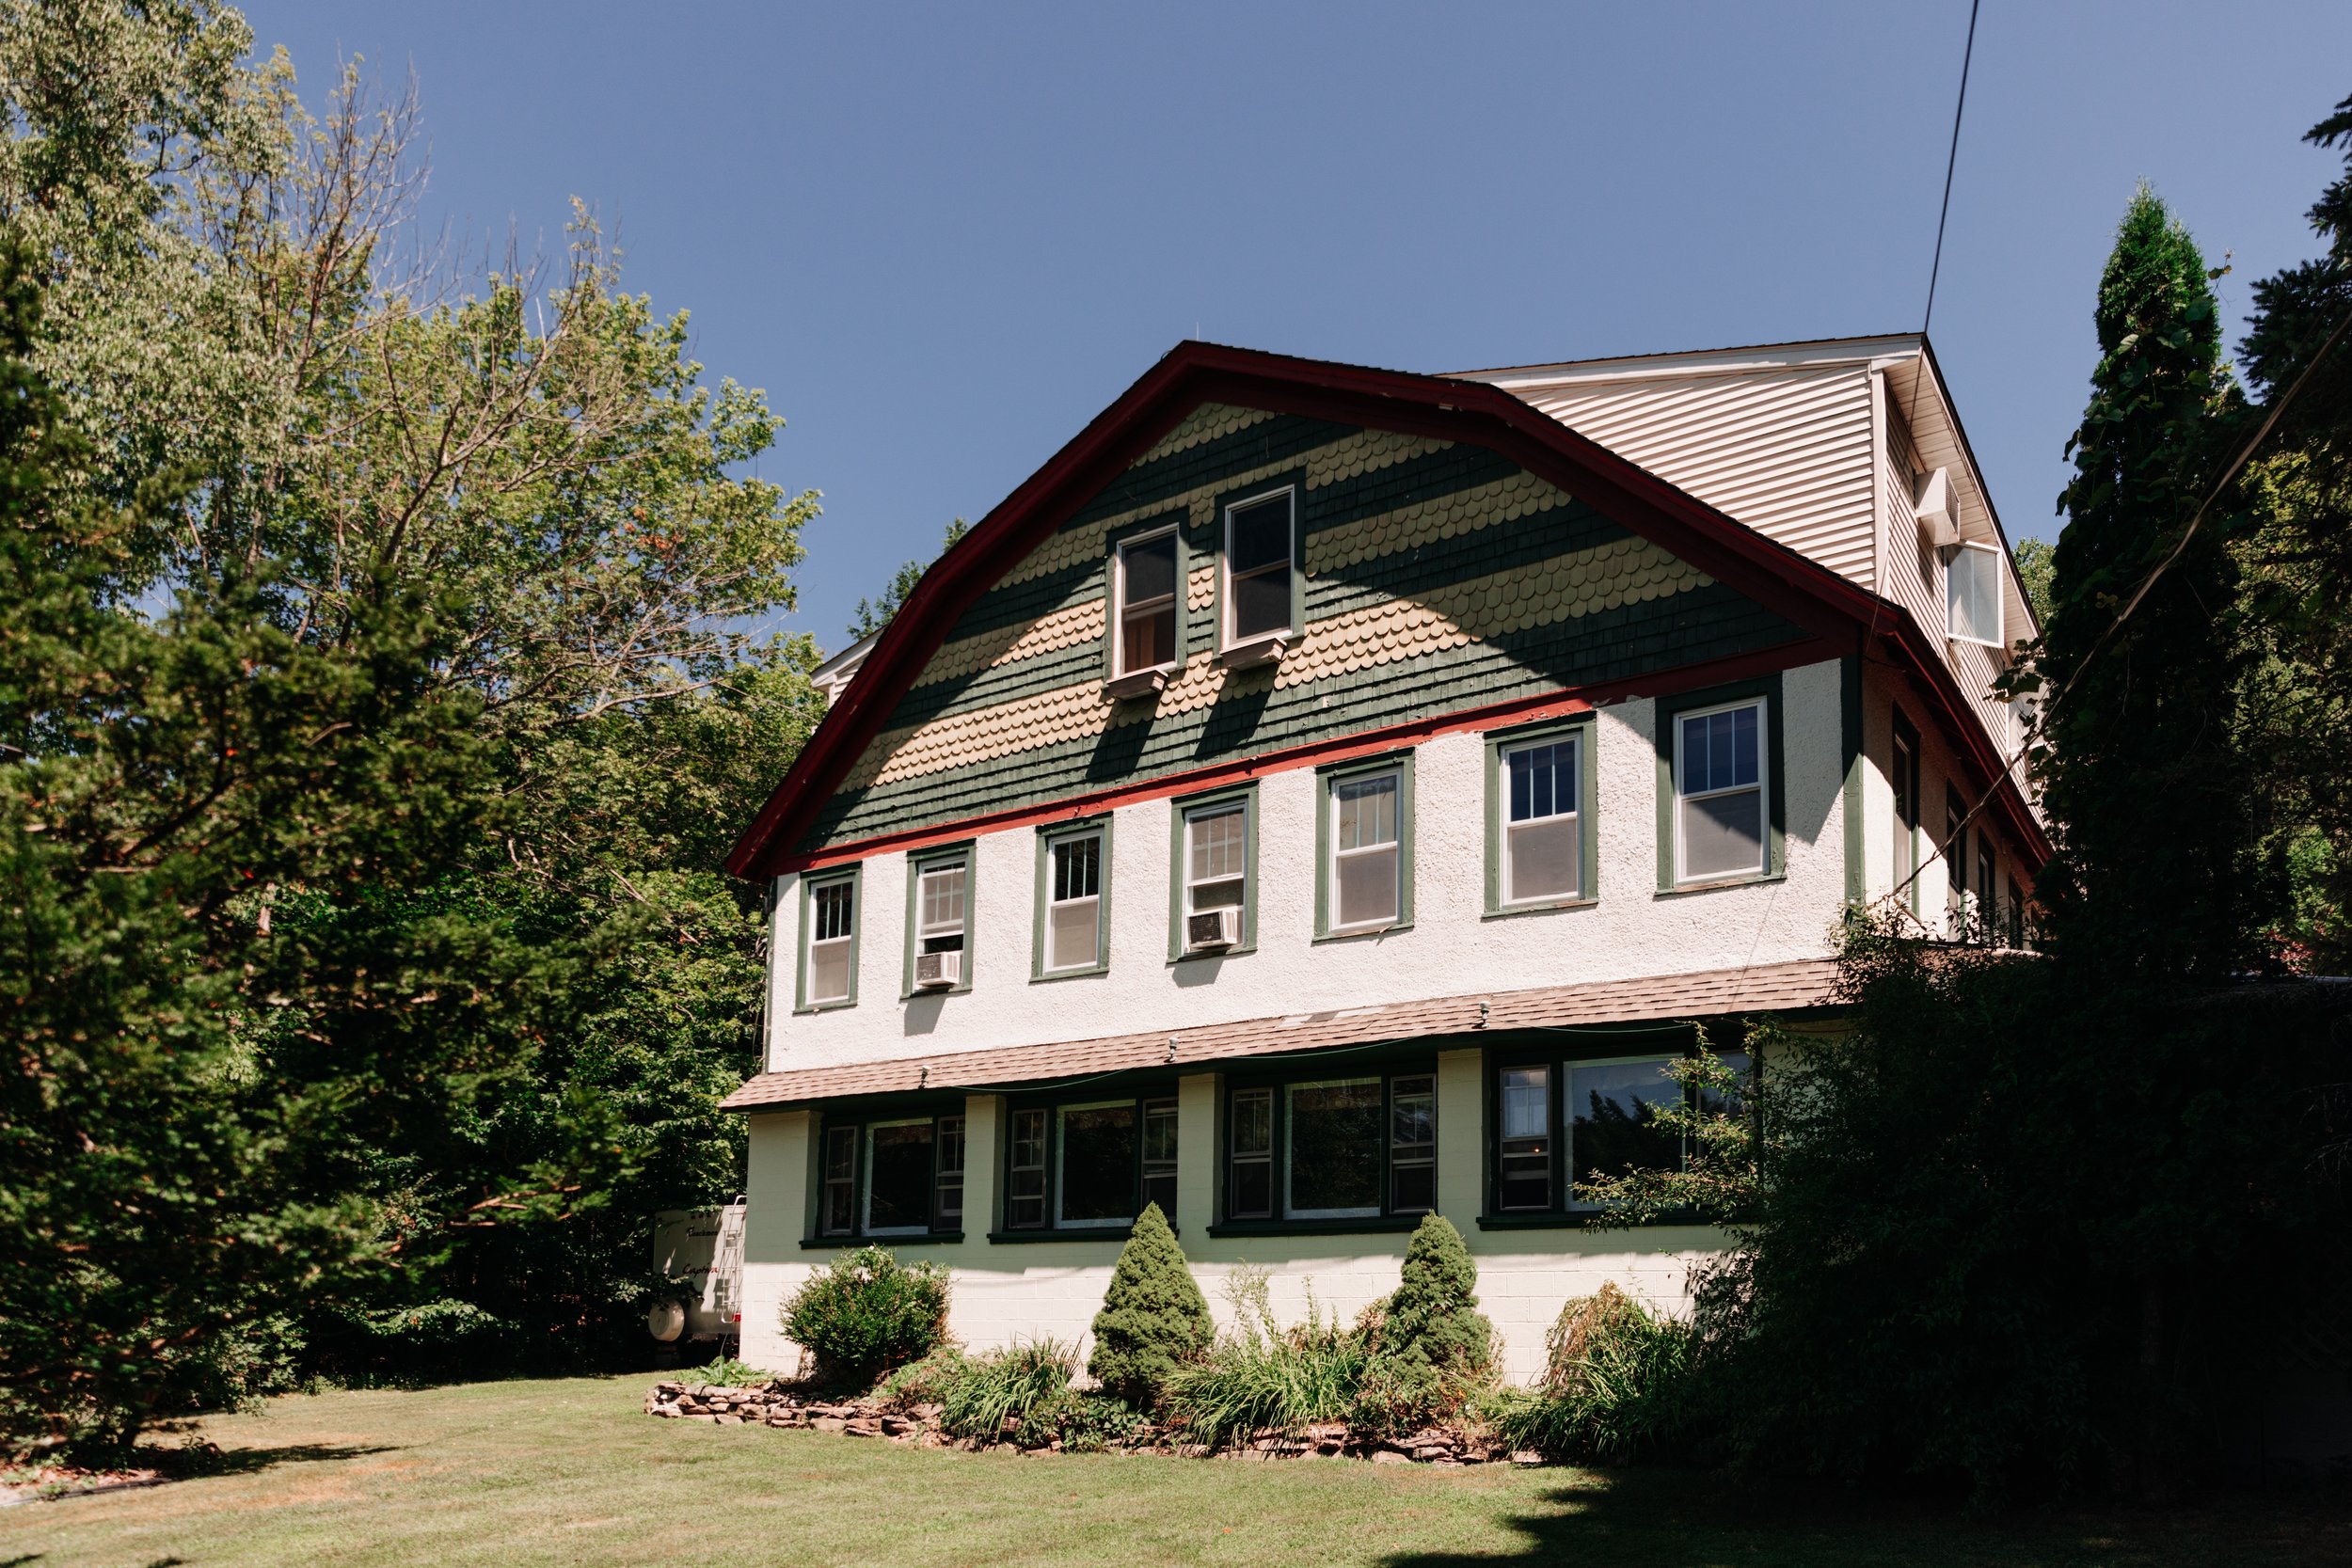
[2040,187,2246,977]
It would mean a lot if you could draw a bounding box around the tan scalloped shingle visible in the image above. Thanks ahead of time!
[1134,402,1274,465]
[915,598,1108,688]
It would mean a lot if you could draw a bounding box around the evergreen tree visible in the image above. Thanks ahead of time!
[2039,187,2247,977]
[1374,1214,1494,1378]
[1086,1203,1212,1409]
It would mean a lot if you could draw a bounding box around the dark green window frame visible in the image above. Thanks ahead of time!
[1168,783,1259,961]
[1213,472,1306,657]
[1654,673,1786,894]
[1484,715,1598,917]
[794,864,863,1014]
[991,1087,1179,1242]
[1212,1063,1438,1237]
[807,1103,967,1245]
[1102,511,1190,687]
[1032,816,1113,981]
[901,841,975,999]
[1314,750,1416,941]
[1479,1032,1749,1227]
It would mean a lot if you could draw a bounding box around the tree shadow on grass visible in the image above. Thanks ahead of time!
[1376,1466,2352,1568]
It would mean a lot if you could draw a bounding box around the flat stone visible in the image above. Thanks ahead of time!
[1370,1449,1411,1465]
[1510,1449,1545,1466]
[811,1417,848,1433]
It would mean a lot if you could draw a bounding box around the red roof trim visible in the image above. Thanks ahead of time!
[730,341,2039,878]
[768,637,1838,876]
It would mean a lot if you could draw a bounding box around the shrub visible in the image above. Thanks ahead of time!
[1164,1269,1366,1449]
[1086,1203,1214,1409]
[1497,1283,1701,1465]
[1348,1213,1496,1433]
[782,1245,949,1388]
[690,1354,778,1388]
[872,1345,970,1409]
[1058,1394,1150,1453]
[937,1338,1080,1444]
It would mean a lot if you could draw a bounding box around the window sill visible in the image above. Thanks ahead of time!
[1206,1216,1422,1239]
[792,999,858,1016]
[1482,895,1597,921]
[1474,1212,1714,1232]
[803,1231,964,1249]
[1218,634,1289,670]
[985,1227,1144,1244]
[1103,667,1172,701]
[1029,963,1109,984]
[898,986,973,1002]
[1169,943,1254,965]
[1311,920,1412,945]
[1653,872,1784,900]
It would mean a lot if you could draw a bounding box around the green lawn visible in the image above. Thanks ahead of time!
[3,1376,2343,1568]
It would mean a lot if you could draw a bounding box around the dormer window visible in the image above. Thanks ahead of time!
[1113,528,1179,675]
[1223,487,1295,650]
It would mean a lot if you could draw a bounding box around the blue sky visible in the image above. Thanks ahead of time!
[241,1,2352,656]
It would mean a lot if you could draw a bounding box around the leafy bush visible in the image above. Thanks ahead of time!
[689,1354,778,1388]
[937,1338,1079,1444]
[782,1246,949,1388]
[1164,1269,1366,1449]
[1058,1394,1150,1453]
[872,1345,970,1409]
[1086,1203,1214,1409]
[1496,1284,1701,1465]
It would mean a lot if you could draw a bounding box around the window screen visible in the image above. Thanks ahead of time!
[1045,832,1102,973]
[1947,544,2002,645]
[1186,804,1247,914]
[1503,736,1581,903]
[1676,703,1765,881]
[1330,771,1400,929]
[808,879,855,1003]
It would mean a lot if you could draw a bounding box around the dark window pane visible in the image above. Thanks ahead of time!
[1143,1172,1177,1218]
[935,1117,965,1227]
[1228,494,1291,573]
[1121,604,1175,671]
[1498,1066,1550,1212]
[1122,532,1177,602]
[866,1122,933,1232]
[1569,1059,1683,1192]
[1286,1080,1382,1216]
[1059,1103,1137,1225]
[1230,1159,1271,1221]
[1232,563,1292,641]
[1008,1108,1048,1229]
[1391,1162,1436,1214]
[821,1125,857,1234]
[1695,1052,1752,1119]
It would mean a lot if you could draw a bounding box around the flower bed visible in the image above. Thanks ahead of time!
[643,1380,1541,1466]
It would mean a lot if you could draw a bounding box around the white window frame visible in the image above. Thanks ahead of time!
[1501,734,1581,907]
[1055,1099,1138,1230]
[1184,801,1248,919]
[1042,830,1104,975]
[1672,697,1770,885]
[861,1117,935,1237]
[804,875,856,1006]
[1281,1077,1385,1221]
[1111,525,1181,677]
[1221,485,1296,650]
[1326,768,1402,932]
[1947,541,2004,647]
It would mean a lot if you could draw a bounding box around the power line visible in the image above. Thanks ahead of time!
[1881,298,2352,915]
[1922,0,1982,338]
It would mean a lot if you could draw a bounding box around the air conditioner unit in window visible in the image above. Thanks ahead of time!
[1914,467,1961,547]
[913,950,961,990]
[1184,908,1238,953]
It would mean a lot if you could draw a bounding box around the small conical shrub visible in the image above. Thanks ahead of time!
[1086,1202,1213,1408]
[1378,1212,1495,1377]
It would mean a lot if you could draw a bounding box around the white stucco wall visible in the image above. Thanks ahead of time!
[765,657,1852,1074]
[1855,662,2034,937]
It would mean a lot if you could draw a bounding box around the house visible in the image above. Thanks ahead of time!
[721,336,2047,1380]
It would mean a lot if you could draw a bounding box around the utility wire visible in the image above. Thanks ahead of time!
[1922,0,1981,339]
[1882,298,2352,915]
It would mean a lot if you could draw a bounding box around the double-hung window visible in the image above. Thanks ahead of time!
[1891,719,1919,909]
[1223,487,1295,648]
[1175,789,1253,956]
[1977,841,1997,941]
[1113,528,1180,676]
[1321,759,1409,935]
[1944,795,1967,934]
[1038,824,1106,976]
[999,1092,1179,1234]
[1672,699,1768,883]
[1490,1046,1749,1216]
[1947,542,2003,646]
[815,1109,966,1240]
[1499,731,1585,906]
[1223,1071,1436,1226]
[802,872,858,1008]
[906,848,970,993]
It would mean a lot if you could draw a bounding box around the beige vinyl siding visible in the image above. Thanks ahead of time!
[1514,364,1878,587]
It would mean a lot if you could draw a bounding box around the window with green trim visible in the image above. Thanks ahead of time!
[1223,486,1295,647]
[1488,1042,1748,1217]
[815,1109,965,1239]
[1172,785,1256,958]
[1113,526,1181,676]
[1039,825,1106,976]
[1672,700,1768,883]
[904,846,972,994]
[999,1092,1178,1233]
[1502,735,1581,904]
[1320,757,1410,935]
[1224,1070,1435,1225]
[801,871,858,1008]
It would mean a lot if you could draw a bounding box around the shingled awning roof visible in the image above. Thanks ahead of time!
[721,958,1842,1110]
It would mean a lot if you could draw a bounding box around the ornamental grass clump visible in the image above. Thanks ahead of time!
[1163,1269,1366,1449]
[1086,1203,1214,1409]
[781,1245,949,1389]
[938,1338,1080,1444]
[1497,1282,1702,1465]
[1350,1213,1497,1435]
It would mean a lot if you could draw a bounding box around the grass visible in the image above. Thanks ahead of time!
[1,1375,2345,1567]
